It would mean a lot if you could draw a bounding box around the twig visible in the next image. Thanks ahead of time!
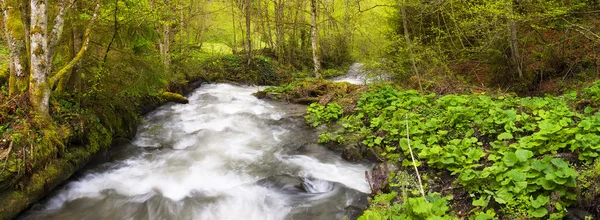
[405,113,425,198]
[562,61,579,81]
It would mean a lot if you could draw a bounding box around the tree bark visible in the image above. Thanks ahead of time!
[310,0,321,78]
[263,0,273,49]
[2,0,28,96]
[401,3,422,92]
[158,0,171,73]
[28,0,100,116]
[245,0,252,67]
[28,0,50,116]
[509,1,523,78]
[231,0,236,53]
[50,2,100,87]
[273,0,284,62]
[55,19,82,93]
[47,0,72,70]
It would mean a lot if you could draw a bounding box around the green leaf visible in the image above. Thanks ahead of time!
[411,198,432,214]
[506,169,526,182]
[494,188,513,204]
[531,160,550,171]
[551,158,569,168]
[498,132,513,140]
[475,210,496,220]
[515,149,534,162]
[529,207,548,218]
[563,167,579,178]
[531,195,550,208]
[374,137,383,145]
[472,196,488,207]
[536,178,556,190]
[503,152,518,167]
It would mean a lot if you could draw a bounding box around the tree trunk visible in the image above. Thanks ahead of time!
[274,0,284,62]
[56,21,83,93]
[29,0,99,116]
[28,0,50,116]
[401,3,422,92]
[509,1,523,78]
[245,0,252,67]
[263,0,273,49]
[158,0,171,74]
[231,0,236,53]
[50,2,100,88]
[161,24,171,71]
[310,0,321,78]
[2,0,28,96]
[56,1,85,92]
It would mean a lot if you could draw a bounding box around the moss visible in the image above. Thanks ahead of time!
[6,9,25,40]
[160,91,189,104]
[256,79,367,109]
[0,153,84,219]
[576,160,600,215]
[0,67,8,86]
[29,25,43,36]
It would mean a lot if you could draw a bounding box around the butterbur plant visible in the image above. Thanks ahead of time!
[305,103,343,127]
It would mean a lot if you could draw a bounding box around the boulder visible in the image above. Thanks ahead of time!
[160,92,189,104]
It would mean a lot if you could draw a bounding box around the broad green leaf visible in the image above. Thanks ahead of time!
[515,149,534,162]
[498,132,513,140]
[472,197,488,207]
[551,158,569,168]
[503,152,518,166]
[531,195,550,208]
[529,207,548,218]
[506,169,526,182]
[563,167,579,178]
[494,188,513,204]
[536,178,556,190]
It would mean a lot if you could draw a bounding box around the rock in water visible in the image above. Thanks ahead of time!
[160,92,189,104]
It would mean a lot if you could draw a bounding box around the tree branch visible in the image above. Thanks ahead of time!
[357,4,393,13]
[47,0,76,67]
[50,1,100,87]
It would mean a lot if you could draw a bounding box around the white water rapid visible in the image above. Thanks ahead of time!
[21,84,372,220]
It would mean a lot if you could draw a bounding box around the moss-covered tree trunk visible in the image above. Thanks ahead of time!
[2,0,29,96]
[28,0,51,116]
[28,0,99,117]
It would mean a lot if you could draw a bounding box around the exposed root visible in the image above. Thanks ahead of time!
[0,141,13,176]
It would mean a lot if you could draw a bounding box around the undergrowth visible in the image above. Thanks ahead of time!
[293,80,600,219]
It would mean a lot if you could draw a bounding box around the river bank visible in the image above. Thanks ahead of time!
[0,76,210,219]
[259,78,600,219]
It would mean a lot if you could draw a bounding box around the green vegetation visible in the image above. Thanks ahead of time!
[294,81,600,219]
[305,103,343,127]
[1,0,600,218]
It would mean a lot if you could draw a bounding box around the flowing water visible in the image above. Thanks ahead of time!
[333,63,368,84]
[332,63,390,85]
[21,84,372,220]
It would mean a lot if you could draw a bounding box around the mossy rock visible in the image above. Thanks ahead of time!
[365,146,385,162]
[160,92,189,104]
[341,145,364,162]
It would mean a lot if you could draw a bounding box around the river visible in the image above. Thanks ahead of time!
[21,83,372,220]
